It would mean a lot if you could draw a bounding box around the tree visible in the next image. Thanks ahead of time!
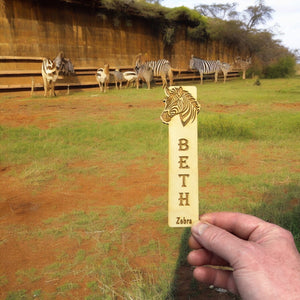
[195,3,238,20]
[195,1,274,30]
[243,0,274,29]
[192,1,295,77]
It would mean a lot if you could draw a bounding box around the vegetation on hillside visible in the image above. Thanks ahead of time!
[62,0,297,77]
[100,0,296,78]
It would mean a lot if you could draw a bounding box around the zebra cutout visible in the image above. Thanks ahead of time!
[189,55,222,85]
[161,86,200,127]
[41,58,59,97]
[135,54,173,88]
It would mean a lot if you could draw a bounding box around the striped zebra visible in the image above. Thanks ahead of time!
[135,54,173,88]
[41,58,59,97]
[123,71,137,88]
[189,55,222,85]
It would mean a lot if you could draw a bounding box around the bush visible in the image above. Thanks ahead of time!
[264,56,296,78]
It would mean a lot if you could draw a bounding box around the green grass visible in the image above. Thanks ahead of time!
[251,182,300,249]
[1,78,299,299]
[196,77,300,104]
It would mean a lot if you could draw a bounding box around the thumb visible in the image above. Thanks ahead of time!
[191,221,247,265]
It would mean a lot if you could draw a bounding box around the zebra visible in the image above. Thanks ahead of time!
[53,51,64,72]
[135,54,173,88]
[136,64,154,90]
[110,69,124,89]
[41,58,59,97]
[53,51,75,76]
[189,55,222,85]
[123,71,137,88]
[61,58,75,76]
[220,62,232,83]
[95,64,110,92]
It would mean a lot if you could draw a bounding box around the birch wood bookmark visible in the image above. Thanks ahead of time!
[160,86,200,227]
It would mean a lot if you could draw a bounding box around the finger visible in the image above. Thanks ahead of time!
[191,221,248,265]
[200,212,267,240]
[188,235,202,249]
[188,248,229,267]
[193,266,237,295]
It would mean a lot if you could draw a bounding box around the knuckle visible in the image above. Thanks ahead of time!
[270,225,294,242]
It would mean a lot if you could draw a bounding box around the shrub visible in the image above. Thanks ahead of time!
[264,56,296,78]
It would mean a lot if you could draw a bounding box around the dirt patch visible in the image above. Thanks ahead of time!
[271,102,300,111]
[206,103,251,113]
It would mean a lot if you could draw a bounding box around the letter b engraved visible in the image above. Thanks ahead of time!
[178,138,189,151]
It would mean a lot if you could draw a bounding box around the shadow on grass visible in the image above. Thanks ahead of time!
[166,229,238,300]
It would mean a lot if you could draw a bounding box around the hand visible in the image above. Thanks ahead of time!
[187,212,300,300]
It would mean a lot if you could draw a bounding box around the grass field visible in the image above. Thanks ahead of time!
[0,78,299,299]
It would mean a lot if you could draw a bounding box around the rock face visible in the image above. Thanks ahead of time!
[0,0,242,70]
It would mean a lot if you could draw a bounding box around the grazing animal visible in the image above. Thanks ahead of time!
[53,51,64,72]
[61,58,75,76]
[110,69,124,89]
[123,71,137,88]
[53,51,75,76]
[160,86,201,127]
[235,57,251,79]
[135,53,173,88]
[41,58,59,97]
[136,64,153,90]
[189,55,222,84]
[96,64,110,92]
[220,62,232,83]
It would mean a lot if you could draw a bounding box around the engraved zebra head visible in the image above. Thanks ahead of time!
[160,86,201,127]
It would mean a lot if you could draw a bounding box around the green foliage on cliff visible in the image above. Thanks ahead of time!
[164,6,205,27]
[59,0,296,77]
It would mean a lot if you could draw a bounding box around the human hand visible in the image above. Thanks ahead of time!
[188,212,300,300]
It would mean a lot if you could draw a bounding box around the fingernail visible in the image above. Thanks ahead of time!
[192,222,209,236]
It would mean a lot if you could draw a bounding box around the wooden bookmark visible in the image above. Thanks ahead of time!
[160,86,200,227]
